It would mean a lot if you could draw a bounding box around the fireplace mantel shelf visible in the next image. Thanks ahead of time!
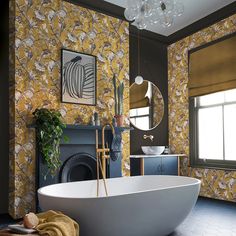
[28,124,133,132]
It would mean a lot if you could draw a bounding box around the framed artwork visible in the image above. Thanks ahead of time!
[61,49,97,105]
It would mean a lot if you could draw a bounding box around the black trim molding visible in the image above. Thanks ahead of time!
[64,0,126,21]
[167,2,236,44]
[189,97,236,171]
[64,0,236,45]
[188,31,236,55]
[0,0,9,214]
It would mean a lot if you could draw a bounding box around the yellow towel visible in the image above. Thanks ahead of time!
[36,210,79,236]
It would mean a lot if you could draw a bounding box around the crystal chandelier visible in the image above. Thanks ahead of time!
[124,0,184,29]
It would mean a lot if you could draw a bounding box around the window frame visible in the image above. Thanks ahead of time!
[189,96,236,170]
[130,106,151,129]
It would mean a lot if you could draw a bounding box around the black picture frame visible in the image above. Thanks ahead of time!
[61,49,97,106]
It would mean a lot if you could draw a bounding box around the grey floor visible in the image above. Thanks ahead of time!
[1,197,236,235]
[169,197,236,236]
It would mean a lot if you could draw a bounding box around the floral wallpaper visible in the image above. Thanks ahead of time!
[168,14,236,202]
[152,85,164,127]
[10,0,129,218]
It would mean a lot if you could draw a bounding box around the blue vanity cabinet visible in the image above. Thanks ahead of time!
[161,156,178,175]
[144,158,162,175]
[130,155,180,176]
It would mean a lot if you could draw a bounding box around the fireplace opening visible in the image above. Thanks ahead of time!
[60,153,97,182]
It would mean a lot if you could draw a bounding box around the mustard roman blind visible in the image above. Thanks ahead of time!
[188,34,236,97]
[130,82,149,109]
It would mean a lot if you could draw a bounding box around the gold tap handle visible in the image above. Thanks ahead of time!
[96,148,110,153]
[103,155,110,159]
[105,142,110,162]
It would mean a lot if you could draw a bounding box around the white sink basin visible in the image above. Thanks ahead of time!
[141,146,165,155]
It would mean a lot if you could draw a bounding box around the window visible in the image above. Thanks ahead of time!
[130,106,150,130]
[189,88,236,169]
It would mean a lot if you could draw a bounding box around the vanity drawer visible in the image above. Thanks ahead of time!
[144,158,162,175]
[161,156,178,175]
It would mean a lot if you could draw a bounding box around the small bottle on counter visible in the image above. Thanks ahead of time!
[163,146,170,154]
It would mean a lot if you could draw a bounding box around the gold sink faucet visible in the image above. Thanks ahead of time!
[143,134,154,142]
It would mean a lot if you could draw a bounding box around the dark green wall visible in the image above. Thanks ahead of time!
[0,0,9,214]
[130,29,168,154]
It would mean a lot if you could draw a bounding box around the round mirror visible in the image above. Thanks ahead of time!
[129,80,164,131]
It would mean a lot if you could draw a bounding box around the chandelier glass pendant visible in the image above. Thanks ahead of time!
[124,0,184,29]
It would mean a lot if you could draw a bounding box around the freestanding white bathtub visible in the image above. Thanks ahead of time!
[38,175,200,236]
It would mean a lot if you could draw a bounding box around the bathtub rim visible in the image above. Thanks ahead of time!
[38,175,201,200]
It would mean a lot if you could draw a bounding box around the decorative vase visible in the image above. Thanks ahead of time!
[115,115,124,127]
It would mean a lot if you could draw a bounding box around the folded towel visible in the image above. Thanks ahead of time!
[36,210,79,236]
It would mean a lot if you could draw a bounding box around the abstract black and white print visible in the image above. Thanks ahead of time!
[61,49,96,105]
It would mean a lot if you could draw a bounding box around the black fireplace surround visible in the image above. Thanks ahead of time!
[36,125,129,190]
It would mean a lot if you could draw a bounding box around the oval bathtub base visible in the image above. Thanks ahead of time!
[38,175,201,236]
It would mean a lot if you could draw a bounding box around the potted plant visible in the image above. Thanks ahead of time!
[33,108,67,177]
[113,75,124,126]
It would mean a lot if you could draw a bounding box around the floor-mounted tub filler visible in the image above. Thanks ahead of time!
[38,175,201,236]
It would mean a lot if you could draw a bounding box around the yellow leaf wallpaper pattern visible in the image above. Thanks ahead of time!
[153,86,164,127]
[168,14,236,202]
[10,0,129,218]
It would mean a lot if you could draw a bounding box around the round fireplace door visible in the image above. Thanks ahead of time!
[60,153,97,183]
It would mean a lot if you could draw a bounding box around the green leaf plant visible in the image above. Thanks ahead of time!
[33,108,66,177]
